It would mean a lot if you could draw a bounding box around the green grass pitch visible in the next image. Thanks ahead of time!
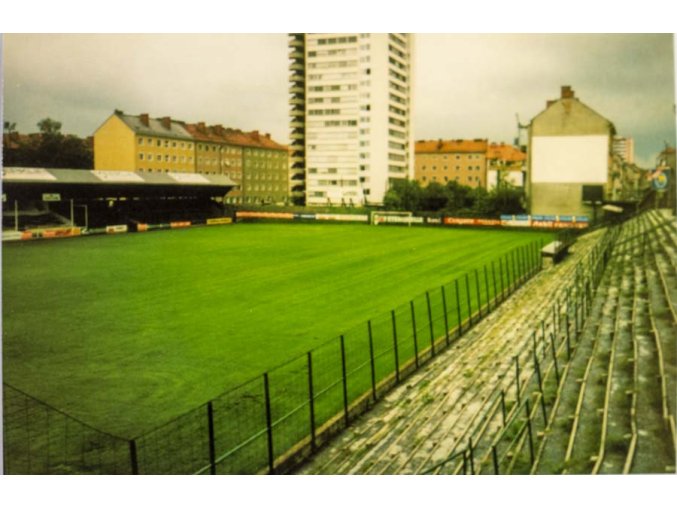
[2,223,552,438]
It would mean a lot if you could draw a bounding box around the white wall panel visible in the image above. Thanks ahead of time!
[532,135,608,183]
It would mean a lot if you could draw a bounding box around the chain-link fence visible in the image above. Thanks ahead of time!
[3,383,132,474]
[4,238,546,474]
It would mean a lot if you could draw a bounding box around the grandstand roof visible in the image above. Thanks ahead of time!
[2,167,236,199]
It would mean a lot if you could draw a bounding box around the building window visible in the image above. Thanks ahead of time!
[139,153,144,160]
[157,140,162,147]
[138,138,143,145]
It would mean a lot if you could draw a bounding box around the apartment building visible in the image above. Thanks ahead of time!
[486,142,527,190]
[612,136,635,164]
[528,86,616,219]
[414,139,488,188]
[94,111,195,173]
[94,111,288,204]
[289,33,414,206]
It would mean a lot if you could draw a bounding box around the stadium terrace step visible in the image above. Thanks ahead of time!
[296,229,607,474]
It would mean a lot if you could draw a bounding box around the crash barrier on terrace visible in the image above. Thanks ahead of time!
[4,237,546,474]
[422,210,676,474]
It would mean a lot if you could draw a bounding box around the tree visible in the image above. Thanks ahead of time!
[1,118,93,169]
[37,118,62,135]
[383,179,422,211]
[443,181,473,212]
[420,182,448,211]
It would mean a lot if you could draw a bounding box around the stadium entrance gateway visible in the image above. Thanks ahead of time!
[1,167,237,240]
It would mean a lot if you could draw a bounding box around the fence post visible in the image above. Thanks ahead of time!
[129,439,139,475]
[549,332,560,385]
[499,256,505,302]
[426,291,435,357]
[391,311,400,383]
[484,264,491,313]
[491,261,498,309]
[207,401,216,475]
[307,351,316,451]
[574,287,579,337]
[533,350,547,425]
[565,299,572,360]
[454,279,462,338]
[410,300,419,369]
[340,335,349,425]
[368,321,376,402]
[500,389,507,426]
[468,437,475,475]
[263,372,275,474]
[492,445,500,475]
[525,400,535,465]
[465,273,472,327]
[517,246,524,285]
[511,250,518,291]
[514,355,521,405]
[541,320,547,360]
[505,253,512,295]
[441,286,450,345]
[474,269,482,320]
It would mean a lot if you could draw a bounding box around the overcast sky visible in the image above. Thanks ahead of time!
[2,33,675,168]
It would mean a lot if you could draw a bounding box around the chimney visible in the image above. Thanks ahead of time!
[561,85,574,99]
[265,132,271,139]
[114,109,124,115]
[161,116,172,129]
[252,130,260,140]
[198,122,206,132]
[139,113,149,126]
[546,100,556,108]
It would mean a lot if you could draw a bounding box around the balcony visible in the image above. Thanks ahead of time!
[290,119,305,129]
[289,37,304,49]
[289,62,304,72]
[289,97,305,106]
[290,108,305,118]
[289,50,304,60]
[290,73,305,83]
[290,132,305,140]
[289,85,304,95]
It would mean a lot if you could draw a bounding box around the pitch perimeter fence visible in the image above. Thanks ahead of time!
[5,236,549,474]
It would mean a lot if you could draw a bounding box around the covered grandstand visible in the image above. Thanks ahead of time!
[2,167,237,239]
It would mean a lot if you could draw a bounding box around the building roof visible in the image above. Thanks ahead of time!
[415,139,488,154]
[107,110,287,152]
[530,86,616,137]
[486,143,526,163]
[114,111,194,141]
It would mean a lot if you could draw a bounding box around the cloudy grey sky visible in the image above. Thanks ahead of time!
[2,33,675,168]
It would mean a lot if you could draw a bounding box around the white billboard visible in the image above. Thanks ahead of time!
[532,135,608,184]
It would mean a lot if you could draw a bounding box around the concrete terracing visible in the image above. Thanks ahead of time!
[297,228,606,474]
